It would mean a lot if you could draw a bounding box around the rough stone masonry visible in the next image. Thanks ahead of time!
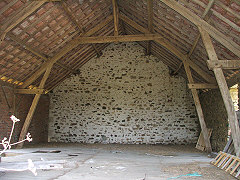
[48,42,199,144]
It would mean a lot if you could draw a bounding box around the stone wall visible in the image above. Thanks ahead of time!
[49,42,199,144]
[0,86,49,145]
[199,90,228,152]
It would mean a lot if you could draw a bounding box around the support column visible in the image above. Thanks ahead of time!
[199,27,240,157]
[17,63,53,148]
[183,61,212,152]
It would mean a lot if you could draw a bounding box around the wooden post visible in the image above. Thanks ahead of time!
[199,27,240,157]
[17,63,53,149]
[146,0,153,55]
[183,61,212,152]
[112,0,119,36]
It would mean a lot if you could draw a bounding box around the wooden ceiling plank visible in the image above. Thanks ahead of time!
[161,0,240,58]
[19,15,113,89]
[112,0,119,36]
[120,14,215,83]
[8,33,79,74]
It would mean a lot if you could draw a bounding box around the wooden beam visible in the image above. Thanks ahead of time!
[17,63,53,149]
[0,85,11,109]
[120,14,216,83]
[188,0,214,57]
[188,83,218,89]
[112,0,119,36]
[14,89,46,94]
[19,15,113,89]
[8,33,79,74]
[207,60,240,70]
[199,27,240,157]
[74,34,162,44]
[146,0,154,55]
[0,2,45,37]
[183,62,212,152]
[161,0,240,58]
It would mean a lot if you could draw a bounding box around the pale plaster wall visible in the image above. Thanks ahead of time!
[48,42,199,144]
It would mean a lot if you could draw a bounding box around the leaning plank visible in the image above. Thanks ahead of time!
[184,62,212,152]
[161,0,240,57]
[207,60,240,70]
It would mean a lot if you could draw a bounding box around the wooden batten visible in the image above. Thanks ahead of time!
[207,60,240,70]
[188,83,218,89]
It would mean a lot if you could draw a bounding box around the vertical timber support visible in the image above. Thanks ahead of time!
[146,0,153,55]
[17,63,54,149]
[112,0,119,36]
[183,61,212,152]
[199,27,240,157]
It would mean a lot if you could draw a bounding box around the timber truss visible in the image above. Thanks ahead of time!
[0,0,239,154]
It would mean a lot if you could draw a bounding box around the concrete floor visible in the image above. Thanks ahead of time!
[0,143,235,180]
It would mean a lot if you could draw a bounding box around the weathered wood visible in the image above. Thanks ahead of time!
[199,27,240,157]
[207,60,240,70]
[14,89,46,94]
[183,62,212,152]
[161,0,240,57]
[17,63,53,149]
[188,83,218,89]
[120,14,216,83]
[0,85,11,109]
[19,15,113,89]
[74,34,162,44]
[112,0,119,36]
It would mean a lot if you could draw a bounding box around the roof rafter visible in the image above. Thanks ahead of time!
[160,0,240,58]
[60,1,102,57]
[8,33,79,74]
[146,0,153,55]
[19,15,113,89]
[120,14,215,83]
[112,0,119,36]
[0,1,45,44]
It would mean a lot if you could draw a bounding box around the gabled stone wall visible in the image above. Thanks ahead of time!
[49,42,199,144]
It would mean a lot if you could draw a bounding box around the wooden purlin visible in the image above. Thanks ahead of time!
[199,27,240,157]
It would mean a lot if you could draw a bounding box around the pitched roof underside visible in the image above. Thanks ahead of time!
[0,0,239,91]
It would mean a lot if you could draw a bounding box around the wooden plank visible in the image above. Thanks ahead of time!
[1,2,45,35]
[199,27,240,157]
[207,60,240,70]
[112,0,119,36]
[19,15,113,89]
[74,34,162,44]
[230,161,240,175]
[120,14,216,84]
[188,83,218,89]
[17,63,53,149]
[14,89,46,94]
[161,0,240,58]
[183,62,212,152]
[226,158,237,172]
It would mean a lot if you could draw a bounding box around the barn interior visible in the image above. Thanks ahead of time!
[0,0,240,179]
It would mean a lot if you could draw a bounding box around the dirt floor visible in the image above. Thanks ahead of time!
[0,143,236,180]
